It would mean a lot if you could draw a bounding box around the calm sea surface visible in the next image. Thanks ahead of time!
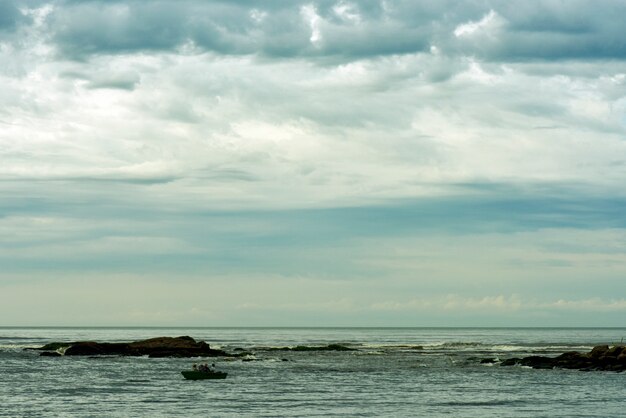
[1,327,625,417]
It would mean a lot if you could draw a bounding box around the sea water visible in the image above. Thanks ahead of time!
[1,327,625,417]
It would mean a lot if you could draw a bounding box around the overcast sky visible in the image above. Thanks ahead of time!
[1,0,625,326]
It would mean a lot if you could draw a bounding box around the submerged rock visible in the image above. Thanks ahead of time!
[292,344,356,352]
[497,344,626,372]
[266,344,356,352]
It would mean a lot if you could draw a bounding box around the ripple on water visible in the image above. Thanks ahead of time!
[1,328,625,417]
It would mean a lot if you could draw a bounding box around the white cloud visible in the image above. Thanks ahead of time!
[333,1,361,24]
[249,9,267,23]
[371,295,626,313]
[454,10,504,38]
[301,4,322,46]
[371,295,523,312]
[548,298,626,311]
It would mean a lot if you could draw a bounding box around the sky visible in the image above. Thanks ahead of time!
[1,0,626,327]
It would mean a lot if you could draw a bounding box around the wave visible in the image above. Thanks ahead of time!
[417,341,488,351]
[0,344,36,349]
[417,341,596,352]
[359,344,425,351]
[0,337,35,340]
[434,399,528,407]
[368,342,601,356]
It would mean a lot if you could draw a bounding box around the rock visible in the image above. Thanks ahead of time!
[127,336,225,357]
[61,336,231,358]
[500,358,520,366]
[40,351,62,357]
[606,345,624,357]
[500,344,626,372]
[518,355,556,369]
[65,341,113,356]
[588,345,609,358]
[39,342,73,351]
[24,342,73,352]
[554,352,591,370]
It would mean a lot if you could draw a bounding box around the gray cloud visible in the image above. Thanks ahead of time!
[449,1,626,61]
[1,180,625,285]
[43,0,431,59]
[0,1,27,33]
[30,0,625,62]
[50,2,189,57]
[87,73,140,90]
[60,69,140,90]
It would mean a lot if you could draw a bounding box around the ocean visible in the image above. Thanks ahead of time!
[1,327,624,417]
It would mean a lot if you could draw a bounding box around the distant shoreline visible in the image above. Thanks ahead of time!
[3,325,626,329]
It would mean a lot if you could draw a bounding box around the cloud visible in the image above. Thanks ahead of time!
[451,1,626,61]
[2,269,625,325]
[0,1,27,33]
[301,4,322,46]
[1,12,626,211]
[548,298,626,311]
[1,0,626,326]
[454,10,503,38]
[2,187,626,284]
[13,0,620,62]
[49,2,189,57]
[44,1,311,59]
[85,71,140,90]
[371,295,626,313]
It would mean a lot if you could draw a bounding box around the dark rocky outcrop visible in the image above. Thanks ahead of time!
[496,344,626,372]
[32,336,231,358]
[65,341,119,356]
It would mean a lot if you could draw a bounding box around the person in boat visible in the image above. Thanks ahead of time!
[192,364,198,371]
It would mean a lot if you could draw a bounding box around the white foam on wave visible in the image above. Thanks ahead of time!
[360,343,423,350]
[536,345,592,351]
[419,342,485,351]
[0,344,33,349]
[491,345,525,352]
[354,350,385,356]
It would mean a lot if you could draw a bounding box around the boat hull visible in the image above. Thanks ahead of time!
[181,370,227,380]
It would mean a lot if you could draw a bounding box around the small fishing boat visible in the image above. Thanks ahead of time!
[181,370,228,380]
